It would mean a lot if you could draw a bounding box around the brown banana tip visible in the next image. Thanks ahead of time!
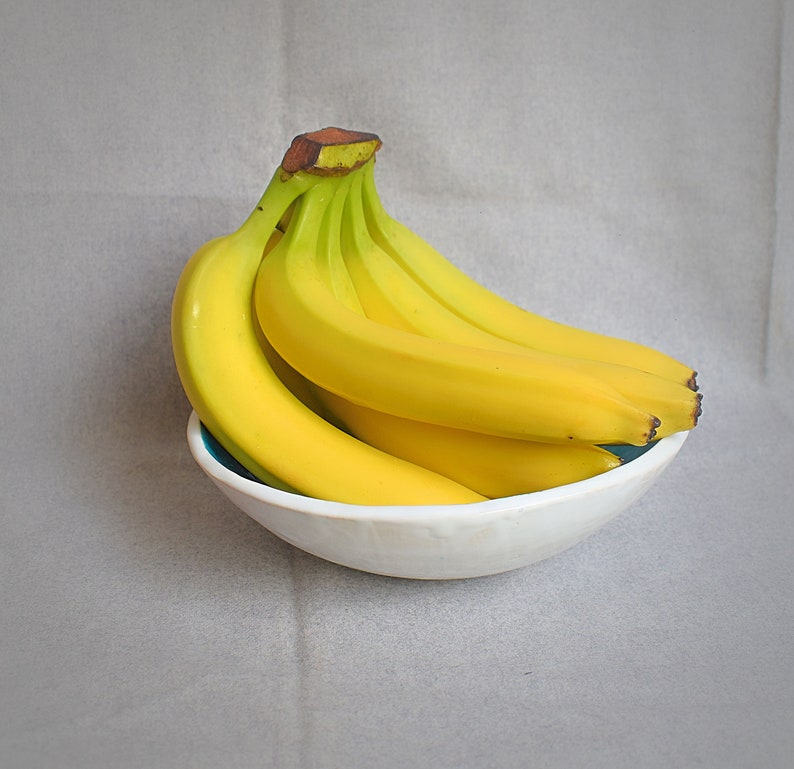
[688,371,699,391]
[693,398,703,424]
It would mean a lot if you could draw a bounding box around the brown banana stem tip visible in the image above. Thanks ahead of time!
[281,127,382,176]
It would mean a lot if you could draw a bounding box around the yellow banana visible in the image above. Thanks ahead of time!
[249,173,618,494]
[341,171,701,438]
[316,387,624,498]
[359,160,698,390]
[254,167,661,447]
[253,305,624,497]
[171,166,486,506]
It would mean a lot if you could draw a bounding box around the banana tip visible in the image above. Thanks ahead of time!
[693,393,703,425]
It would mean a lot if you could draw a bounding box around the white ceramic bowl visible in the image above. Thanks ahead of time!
[186,410,688,580]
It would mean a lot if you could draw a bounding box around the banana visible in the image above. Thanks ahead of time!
[253,301,624,497]
[359,160,698,390]
[256,173,619,495]
[253,165,661,447]
[340,171,702,438]
[315,384,624,498]
[252,263,623,496]
[171,165,486,506]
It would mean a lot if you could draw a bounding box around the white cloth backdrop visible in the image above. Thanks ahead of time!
[2,1,792,767]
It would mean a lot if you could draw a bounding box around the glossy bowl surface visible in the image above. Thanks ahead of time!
[186,411,688,579]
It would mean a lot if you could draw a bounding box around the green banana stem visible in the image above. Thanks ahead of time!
[239,167,315,245]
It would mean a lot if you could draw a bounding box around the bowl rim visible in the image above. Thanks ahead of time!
[186,410,688,521]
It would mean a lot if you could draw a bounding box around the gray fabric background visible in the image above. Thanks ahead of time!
[2,1,793,767]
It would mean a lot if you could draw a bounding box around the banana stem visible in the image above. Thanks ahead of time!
[240,168,315,244]
[281,127,382,176]
[239,128,382,246]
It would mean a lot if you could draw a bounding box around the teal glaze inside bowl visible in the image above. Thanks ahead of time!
[602,442,657,463]
[201,424,267,484]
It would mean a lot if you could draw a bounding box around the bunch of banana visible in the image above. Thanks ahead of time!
[172,127,701,505]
